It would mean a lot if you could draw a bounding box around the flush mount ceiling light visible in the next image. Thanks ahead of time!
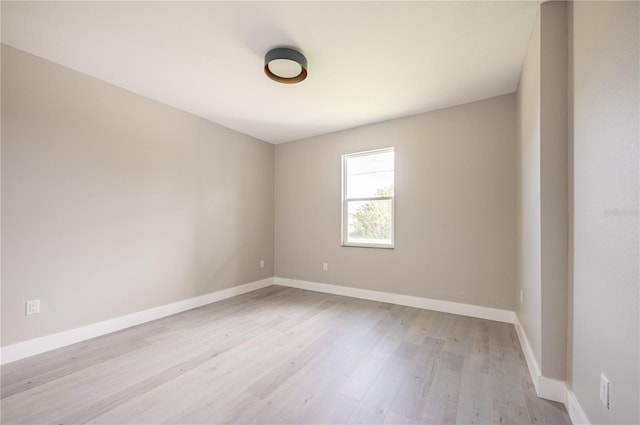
[264,47,308,84]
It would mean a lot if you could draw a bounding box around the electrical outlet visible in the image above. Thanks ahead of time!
[323,262,329,271]
[260,259,265,269]
[520,289,524,304]
[25,299,40,316]
[600,373,611,409]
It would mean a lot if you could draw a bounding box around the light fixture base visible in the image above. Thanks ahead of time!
[264,47,308,84]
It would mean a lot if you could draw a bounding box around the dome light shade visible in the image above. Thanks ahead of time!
[264,47,307,84]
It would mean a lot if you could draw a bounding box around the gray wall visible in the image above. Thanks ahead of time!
[569,2,639,423]
[275,95,517,311]
[516,9,542,368]
[1,45,275,346]
[539,1,568,382]
[516,1,568,382]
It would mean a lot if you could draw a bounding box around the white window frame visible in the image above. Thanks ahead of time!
[341,147,395,249]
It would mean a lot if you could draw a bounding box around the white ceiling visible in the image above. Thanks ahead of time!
[2,1,541,144]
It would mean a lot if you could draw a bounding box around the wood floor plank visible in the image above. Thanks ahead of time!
[420,350,465,424]
[247,328,344,400]
[389,337,445,420]
[337,306,418,401]
[383,410,420,424]
[455,371,493,424]
[0,324,164,399]
[90,328,287,424]
[2,294,292,423]
[255,356,355,424]
[0,286,572,425]
[403,308,433,346]
[346,342,419,425]
[489,322,533,425]
[464,319,491,374]
[444,315,472,356]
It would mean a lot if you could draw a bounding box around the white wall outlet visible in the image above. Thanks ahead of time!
[520,289,524,305]
[25,299,40,316]
[322,262,329,271]
[260,259,265,269]
[600,373,611,409]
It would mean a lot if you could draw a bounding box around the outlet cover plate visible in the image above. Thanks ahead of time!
[25,299,40,316]
[600,373,610,409]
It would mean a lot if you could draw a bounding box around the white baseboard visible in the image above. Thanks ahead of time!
[514,317,544,392]
[514,316,567,403]
[274,277,515,324]
[538,376,568,404]
[0,277,275,365]
[514,315,590,425]
[566,387,590,425]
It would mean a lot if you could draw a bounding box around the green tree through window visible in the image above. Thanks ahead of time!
[349,186,393,240]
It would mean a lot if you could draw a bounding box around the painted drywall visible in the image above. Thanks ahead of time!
[516,9,542,371]
[1,45,275,346]
[569,2,639,423]
[516,1,569,382]
[539,1,568,381]
[275,94,517,311]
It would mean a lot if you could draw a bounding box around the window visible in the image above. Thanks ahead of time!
[342,148,395,248]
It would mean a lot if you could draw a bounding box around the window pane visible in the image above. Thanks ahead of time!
[347,171,394,198]
[346,151,394,198]
[347,199,393,245]
[346,151,394,175]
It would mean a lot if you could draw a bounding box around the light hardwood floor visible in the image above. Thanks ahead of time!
[1,286,571,424]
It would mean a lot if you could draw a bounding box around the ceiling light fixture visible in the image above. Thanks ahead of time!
[264,47,307,84]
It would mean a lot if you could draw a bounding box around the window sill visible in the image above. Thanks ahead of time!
[341,243,394,249]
